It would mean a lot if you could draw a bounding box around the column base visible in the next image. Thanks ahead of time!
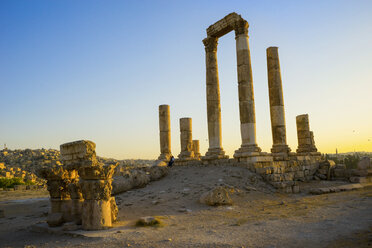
[158,153,172,162]
[296,151,322,161]
[234,144,262,158]
[178,151,195,160]
[296,145,318,154]
[271,144,291,161]
[202,147,229,160]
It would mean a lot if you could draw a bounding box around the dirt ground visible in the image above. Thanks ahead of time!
[0,165,371,248]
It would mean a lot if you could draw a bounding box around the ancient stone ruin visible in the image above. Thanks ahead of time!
[40,140,118,230]
[156,12,323,193]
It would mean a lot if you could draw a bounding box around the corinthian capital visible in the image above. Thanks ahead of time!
[203,36,218,53]
[234,19,249,36]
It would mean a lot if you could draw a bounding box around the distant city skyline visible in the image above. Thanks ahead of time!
[1,0,371,159]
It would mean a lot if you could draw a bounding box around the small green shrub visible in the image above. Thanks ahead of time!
[0,177,25,188]
[135,217,163,227]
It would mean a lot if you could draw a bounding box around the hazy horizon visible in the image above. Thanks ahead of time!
[1,0,371,159]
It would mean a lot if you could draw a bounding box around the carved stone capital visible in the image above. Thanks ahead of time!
[234,19,249,36]
[203,36,218,53]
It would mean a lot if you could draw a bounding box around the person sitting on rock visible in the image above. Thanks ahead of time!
[167,156,175,167]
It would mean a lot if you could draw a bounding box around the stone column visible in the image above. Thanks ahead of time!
[79,164,117,230]
[266,47,291,160]
[158,104,172,161]
[38,166,73,226]
[202,37,228,160]
[233,20,261,159]
[178,118,194,160]
[192,140,201,160]
[67,172,83,224]
[60,140,118,230]
[296,114,318,153]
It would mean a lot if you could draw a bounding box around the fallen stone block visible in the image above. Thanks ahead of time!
[199,186,233,206]
[349,177,369,183]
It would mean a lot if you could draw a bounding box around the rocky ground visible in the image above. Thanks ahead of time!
[0,165,371,248]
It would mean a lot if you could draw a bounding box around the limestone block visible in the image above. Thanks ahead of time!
[292,185,300,193]
[60,140,97,169]
[47,213,64,227]
[294,171,305,179]
[199,187,233,206]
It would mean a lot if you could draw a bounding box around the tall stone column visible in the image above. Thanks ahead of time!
[192,140,201,160]
[158,104,172,161]
[178,118,194,160]
[266,47,291,160]
[296,114,319,154]
[202,37,228,160]
[233,20,261,159]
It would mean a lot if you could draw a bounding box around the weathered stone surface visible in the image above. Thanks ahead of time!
[112,166,168,195]
[178,118,195,160]
[158,105,172,161]
[110,197,118,223]
[203,35,228,160]
[82,199,112,230]
[148,166,168,181]
[199,186,233,206]
[60,140,97,170]
[130,170,151,188]
[47,213,64,227]
[296,115,319,154]
[266,47,291,160]
[192,140,201,159]
[0,209,4,218]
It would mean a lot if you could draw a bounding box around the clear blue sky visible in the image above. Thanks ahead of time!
[1,0,371,159]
